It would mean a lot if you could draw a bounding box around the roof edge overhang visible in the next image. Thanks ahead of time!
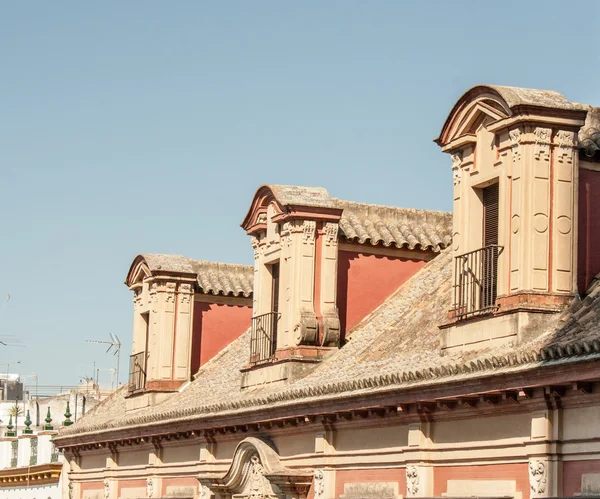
[435,85,588,152]
[241,184,342,236]
[53,352,600,448]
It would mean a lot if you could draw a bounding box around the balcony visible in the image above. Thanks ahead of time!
[250,312,280,364]
[453,245,503,320]
[128,351,146,394]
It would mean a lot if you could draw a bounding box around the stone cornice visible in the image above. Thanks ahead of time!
[55,340,600,447]
[0,463,62,487]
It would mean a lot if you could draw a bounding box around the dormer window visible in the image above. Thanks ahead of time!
[453,181,502,320]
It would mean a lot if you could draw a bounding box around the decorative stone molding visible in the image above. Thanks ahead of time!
[556,130,576,164]
[529,460,547,496]
[302,220,316,244]
[324,222,338,247]
[340,482,400,498]
[103,478,110,499]
[406,465,420,496]
[68,481,73,499]
[146,477,154,498]
[295,312,319,345]
[313,469,325,499]
[197,437,312,499]
[534,127,552,161]
[58,337,600,437]
[509,128,521,161]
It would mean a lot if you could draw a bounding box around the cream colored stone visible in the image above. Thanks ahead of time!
[445,479,521,498]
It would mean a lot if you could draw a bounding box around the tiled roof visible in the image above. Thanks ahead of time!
[267,185,337,208]
[487,85,576,111]
[56,248,600,443]
[336,200,452,252]
[140,254,253,297]
[193,261,254,298]
[574,104,600,157]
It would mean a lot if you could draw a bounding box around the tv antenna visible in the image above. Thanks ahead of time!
[86,333,121,390]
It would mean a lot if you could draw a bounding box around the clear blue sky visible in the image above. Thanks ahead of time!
[0,2,598,388]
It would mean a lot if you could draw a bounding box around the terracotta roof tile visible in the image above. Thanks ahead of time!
[336,200,452,252]
[56,249,600,441]
[193,260,253,298]
[141,254,253,297]
[574,103,600,157]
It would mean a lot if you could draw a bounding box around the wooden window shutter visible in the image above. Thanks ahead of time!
[483,183,499,247]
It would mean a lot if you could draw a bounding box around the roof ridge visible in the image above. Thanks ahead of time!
[333,198,452,217]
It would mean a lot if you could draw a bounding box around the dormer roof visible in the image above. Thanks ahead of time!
[435,84,593,152]
[336,200,452,252]
[125,254,253,297]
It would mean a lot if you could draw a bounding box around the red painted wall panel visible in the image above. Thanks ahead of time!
[335,468,406,497]
[578,169,600,294]
[191,300,252,373]
[434,463,529,499]
[337,250,427,336]
[563,459,600,496]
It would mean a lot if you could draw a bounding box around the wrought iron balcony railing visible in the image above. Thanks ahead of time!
[250,312,280,364]
[128,351,146,394]
[453,245,503,320]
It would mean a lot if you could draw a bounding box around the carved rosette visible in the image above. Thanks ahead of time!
[406,465,420,497]
[314,469,325,499]
[509,128,522,162]
[534,127,552,161]
[529,460,547,497]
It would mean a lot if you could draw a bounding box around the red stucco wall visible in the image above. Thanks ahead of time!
[191,300,252,373]
[337,249,428,336]
[563,459,600,496]
[578,168,600,294]
[434,463,529,499]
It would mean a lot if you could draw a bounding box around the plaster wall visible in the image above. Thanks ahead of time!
[190,298,252,374]
[577,164,600,293]
[337,249,427,335]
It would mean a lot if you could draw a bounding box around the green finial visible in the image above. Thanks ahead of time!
[44,407,53,431]
[23,409,32,434]
[6,415,15,437]
[63,401,73,426]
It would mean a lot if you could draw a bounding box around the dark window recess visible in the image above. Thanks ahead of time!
[453,183,502,320]
[249,263,280,364]
[482,183,499,309]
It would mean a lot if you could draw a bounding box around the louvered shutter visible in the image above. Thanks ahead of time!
[483,183,499,247]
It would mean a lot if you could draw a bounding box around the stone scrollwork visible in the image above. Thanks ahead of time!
[314,469,325,499]
[294,312,318,345]
[509,128,521,162]
[68,481,74,499]
[302,220,316,244]
[103,479,110,499]
[324,222,338,246]
[529,459,547,496]
[534,127,552,161]
[406,465,420,496]
[556,130,575,164]
[146,477,154,498]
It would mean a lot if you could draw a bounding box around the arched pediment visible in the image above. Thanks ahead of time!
[241,184,340,236]
[436,86,512,149]
[125,255,152,287]
[198,437,313,499]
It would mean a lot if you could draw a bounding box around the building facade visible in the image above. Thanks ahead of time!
[55,85,600,498]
